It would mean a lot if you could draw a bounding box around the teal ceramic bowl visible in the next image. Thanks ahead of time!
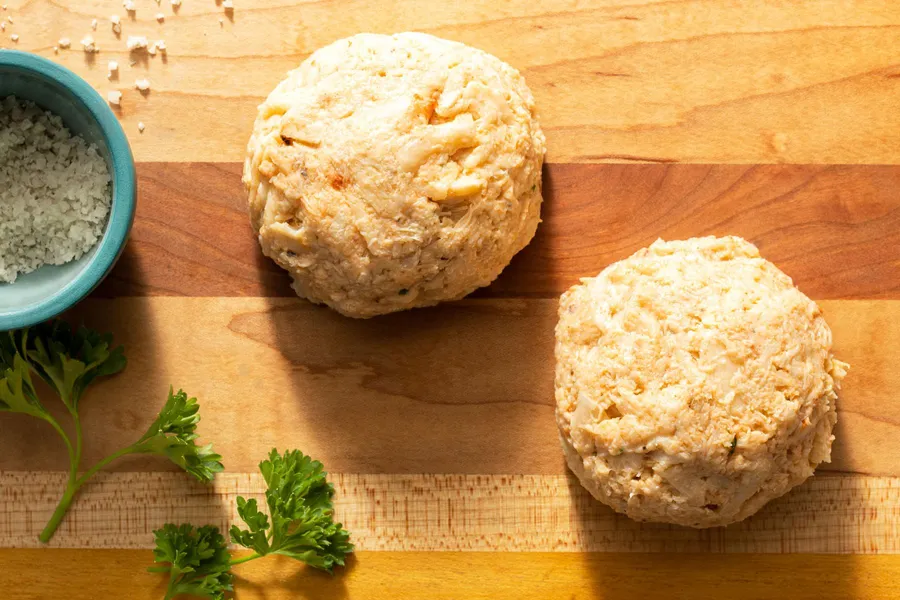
[0,50,136,331]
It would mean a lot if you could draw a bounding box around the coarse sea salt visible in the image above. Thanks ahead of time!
[0,96,111,284]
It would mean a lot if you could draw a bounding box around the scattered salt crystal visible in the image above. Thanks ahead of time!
[126,35,148,50]
[123,0,135,11]
[0,22,4,31]
[91,19,98,30]
[58,37,71,48]
[6,15,12,23]
[134,78,150,91]
[53,46,58,53]
[222,0,233,8]
[148,44,157,56]
[155,12,164,22]
[138,122,145,132]
[110,15,121,34]
[10,33,17,42]
[107,91,122,106]
[81,35,99,53]
[171,0,181,5]
[107,60,119,78]
[155,39,166,53]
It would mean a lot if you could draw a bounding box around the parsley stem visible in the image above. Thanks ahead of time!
[38,445,138,543]
[42,413,75,468]
[74,445,137,488]
[229,551,262,566]
[38,481,77,543]
[70,413,83,488]
[164,569,179,600]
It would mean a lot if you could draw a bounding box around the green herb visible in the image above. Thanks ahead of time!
[0,321,222,543]
[728,435,738,456]
[151,449,353,599]
[149,525,233,600]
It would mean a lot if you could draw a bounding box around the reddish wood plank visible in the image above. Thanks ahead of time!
[96,164,900,300]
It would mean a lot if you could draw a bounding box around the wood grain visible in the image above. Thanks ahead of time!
[6,550,900,600]
[95,163,900,300]
[3,471,900,553]
[2,1,900,162]
[0,297,896,477]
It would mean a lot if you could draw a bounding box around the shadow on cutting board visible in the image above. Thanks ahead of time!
[0,251,234,547]
[235,553,355,600]
[1,251,168,474]
[565,471,861,600]
[249,295,560,475]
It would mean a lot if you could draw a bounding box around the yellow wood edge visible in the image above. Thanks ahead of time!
[3,549,900,600]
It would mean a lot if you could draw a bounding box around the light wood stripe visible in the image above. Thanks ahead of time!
[5,549,900,600]
[3,472,899,553]
[5,1,900,162]
[1,297,895,476]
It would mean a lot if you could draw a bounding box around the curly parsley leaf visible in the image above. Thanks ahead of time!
[0,349,47,419]
[230,449,354,571]
[129,388,224,482]
[154,449,352,598]
[22,321,126,412]
[151,524,233,600]
[229,497,270,555]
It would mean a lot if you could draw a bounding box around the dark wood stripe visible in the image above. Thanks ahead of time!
[96,164,900,300]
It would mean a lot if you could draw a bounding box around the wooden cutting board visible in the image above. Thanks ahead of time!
[2,1,900,598]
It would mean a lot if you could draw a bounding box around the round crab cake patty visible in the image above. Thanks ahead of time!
[555,236,849,528]
[244,32,546,318]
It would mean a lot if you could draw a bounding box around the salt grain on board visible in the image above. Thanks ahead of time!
[126,35,148,51]
[81,35,99,53]
[107,91,122,106]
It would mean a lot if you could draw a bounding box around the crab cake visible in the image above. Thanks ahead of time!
[244,33,545,318]
[555,236,848,528]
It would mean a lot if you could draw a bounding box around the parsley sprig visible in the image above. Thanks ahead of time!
[0,321,223,543]
[151,449,353,599]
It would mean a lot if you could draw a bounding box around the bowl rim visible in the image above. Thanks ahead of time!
[0,50,136,331]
